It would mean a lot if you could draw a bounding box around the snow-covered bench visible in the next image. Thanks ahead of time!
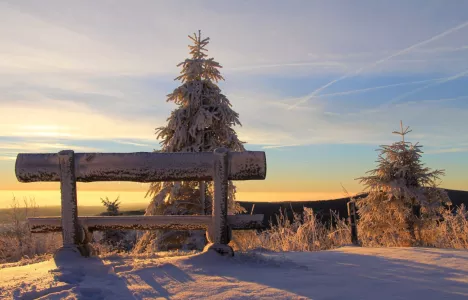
[15,148,267,257]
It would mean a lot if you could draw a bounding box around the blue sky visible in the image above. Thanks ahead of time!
[0,0,467,206]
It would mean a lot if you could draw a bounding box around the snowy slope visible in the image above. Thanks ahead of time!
[1,246,468,299]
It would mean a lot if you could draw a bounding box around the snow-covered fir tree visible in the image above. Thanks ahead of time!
[356,121,451,246]
[135,31,246,252]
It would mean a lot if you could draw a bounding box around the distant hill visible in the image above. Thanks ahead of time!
[1,190,466,228]
[0,203,147,224]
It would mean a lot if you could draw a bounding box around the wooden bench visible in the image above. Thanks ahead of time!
[15,148,267,257]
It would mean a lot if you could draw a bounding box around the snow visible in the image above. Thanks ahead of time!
[1,246,468,299]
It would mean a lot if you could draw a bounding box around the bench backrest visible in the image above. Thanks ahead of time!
[15,148,267,252]
[16,150,266,183]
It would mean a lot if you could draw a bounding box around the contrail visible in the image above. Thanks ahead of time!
[287,74,347,110]
[287,20,468,110]
[386,69,468,106]
[318,77,444,98]
[228,61,344,71]
[354,21,468,74]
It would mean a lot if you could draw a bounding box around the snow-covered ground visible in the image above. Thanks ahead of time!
[1,246,468,299]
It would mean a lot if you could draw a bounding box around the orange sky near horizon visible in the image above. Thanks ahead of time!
[0,190,350,209]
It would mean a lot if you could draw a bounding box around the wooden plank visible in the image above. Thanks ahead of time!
[27,214,265,233]
[15,151,266,183]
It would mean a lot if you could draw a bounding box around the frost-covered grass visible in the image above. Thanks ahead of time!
[0,229,61,264]
[2,198,467,264]
[419,204,468,249]
[0,197,62,264]
[231,207,351,252]
[232,205,468,252]
[356,204,468,248]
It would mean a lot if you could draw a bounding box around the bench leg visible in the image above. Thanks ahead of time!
[55,150,84,260]
[205,148,233,256]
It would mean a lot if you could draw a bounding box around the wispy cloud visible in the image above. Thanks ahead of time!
[353,20,468,74]
[0,142,102,159]
[262,144,302,149]
[302,77,445,99]
[0,98,162,144]
[425,148,468,154]
[0,1,466,155]
[287,20,468,109]
[387,69,468,106]
[393,95,468,107]
[415,45,468,54]
[226,61,347,72]
[227,88,468,150]
[114,140,153,147]
[0,156,16,161]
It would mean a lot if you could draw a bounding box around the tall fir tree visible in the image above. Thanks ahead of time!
[356,121,451,246]
[135,31,245,252]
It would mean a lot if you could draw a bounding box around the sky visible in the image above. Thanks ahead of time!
[0,0,467,208]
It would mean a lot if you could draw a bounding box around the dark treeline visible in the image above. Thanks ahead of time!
[239,189,468,229]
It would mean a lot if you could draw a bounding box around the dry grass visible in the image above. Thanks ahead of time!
[0,197,62,264]
[0,222,62,264]
[232,204,468,252]
[420,204,468,249]
[2,196,467,264]
[356,204,468,249]
[231,207,352,252]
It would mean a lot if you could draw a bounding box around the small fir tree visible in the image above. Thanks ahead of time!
[356,121,451,246]
[101,196,121,216]
[100,196,128,251]
[135,31,246,252]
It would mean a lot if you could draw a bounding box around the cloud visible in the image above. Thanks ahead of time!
[0,156,16,161]
[393,96,468,107]
[226,88,468,151]
[283,77,447,111]
[2,1,468,78]
[424,147,468,154]
[287,19,468,109]
[226,61,348,73]
[114,140,153,147]
[0,98,162,142]
[262,144,302,149]
[0,1,467,159]
[353,20,468,73]
[315,77,444,98]
[0,140,103,161]
[387,69,468,105]
[0,142,100,152]
[415,45,468,54]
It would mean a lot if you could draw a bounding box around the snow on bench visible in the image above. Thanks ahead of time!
[15,148,267,257]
